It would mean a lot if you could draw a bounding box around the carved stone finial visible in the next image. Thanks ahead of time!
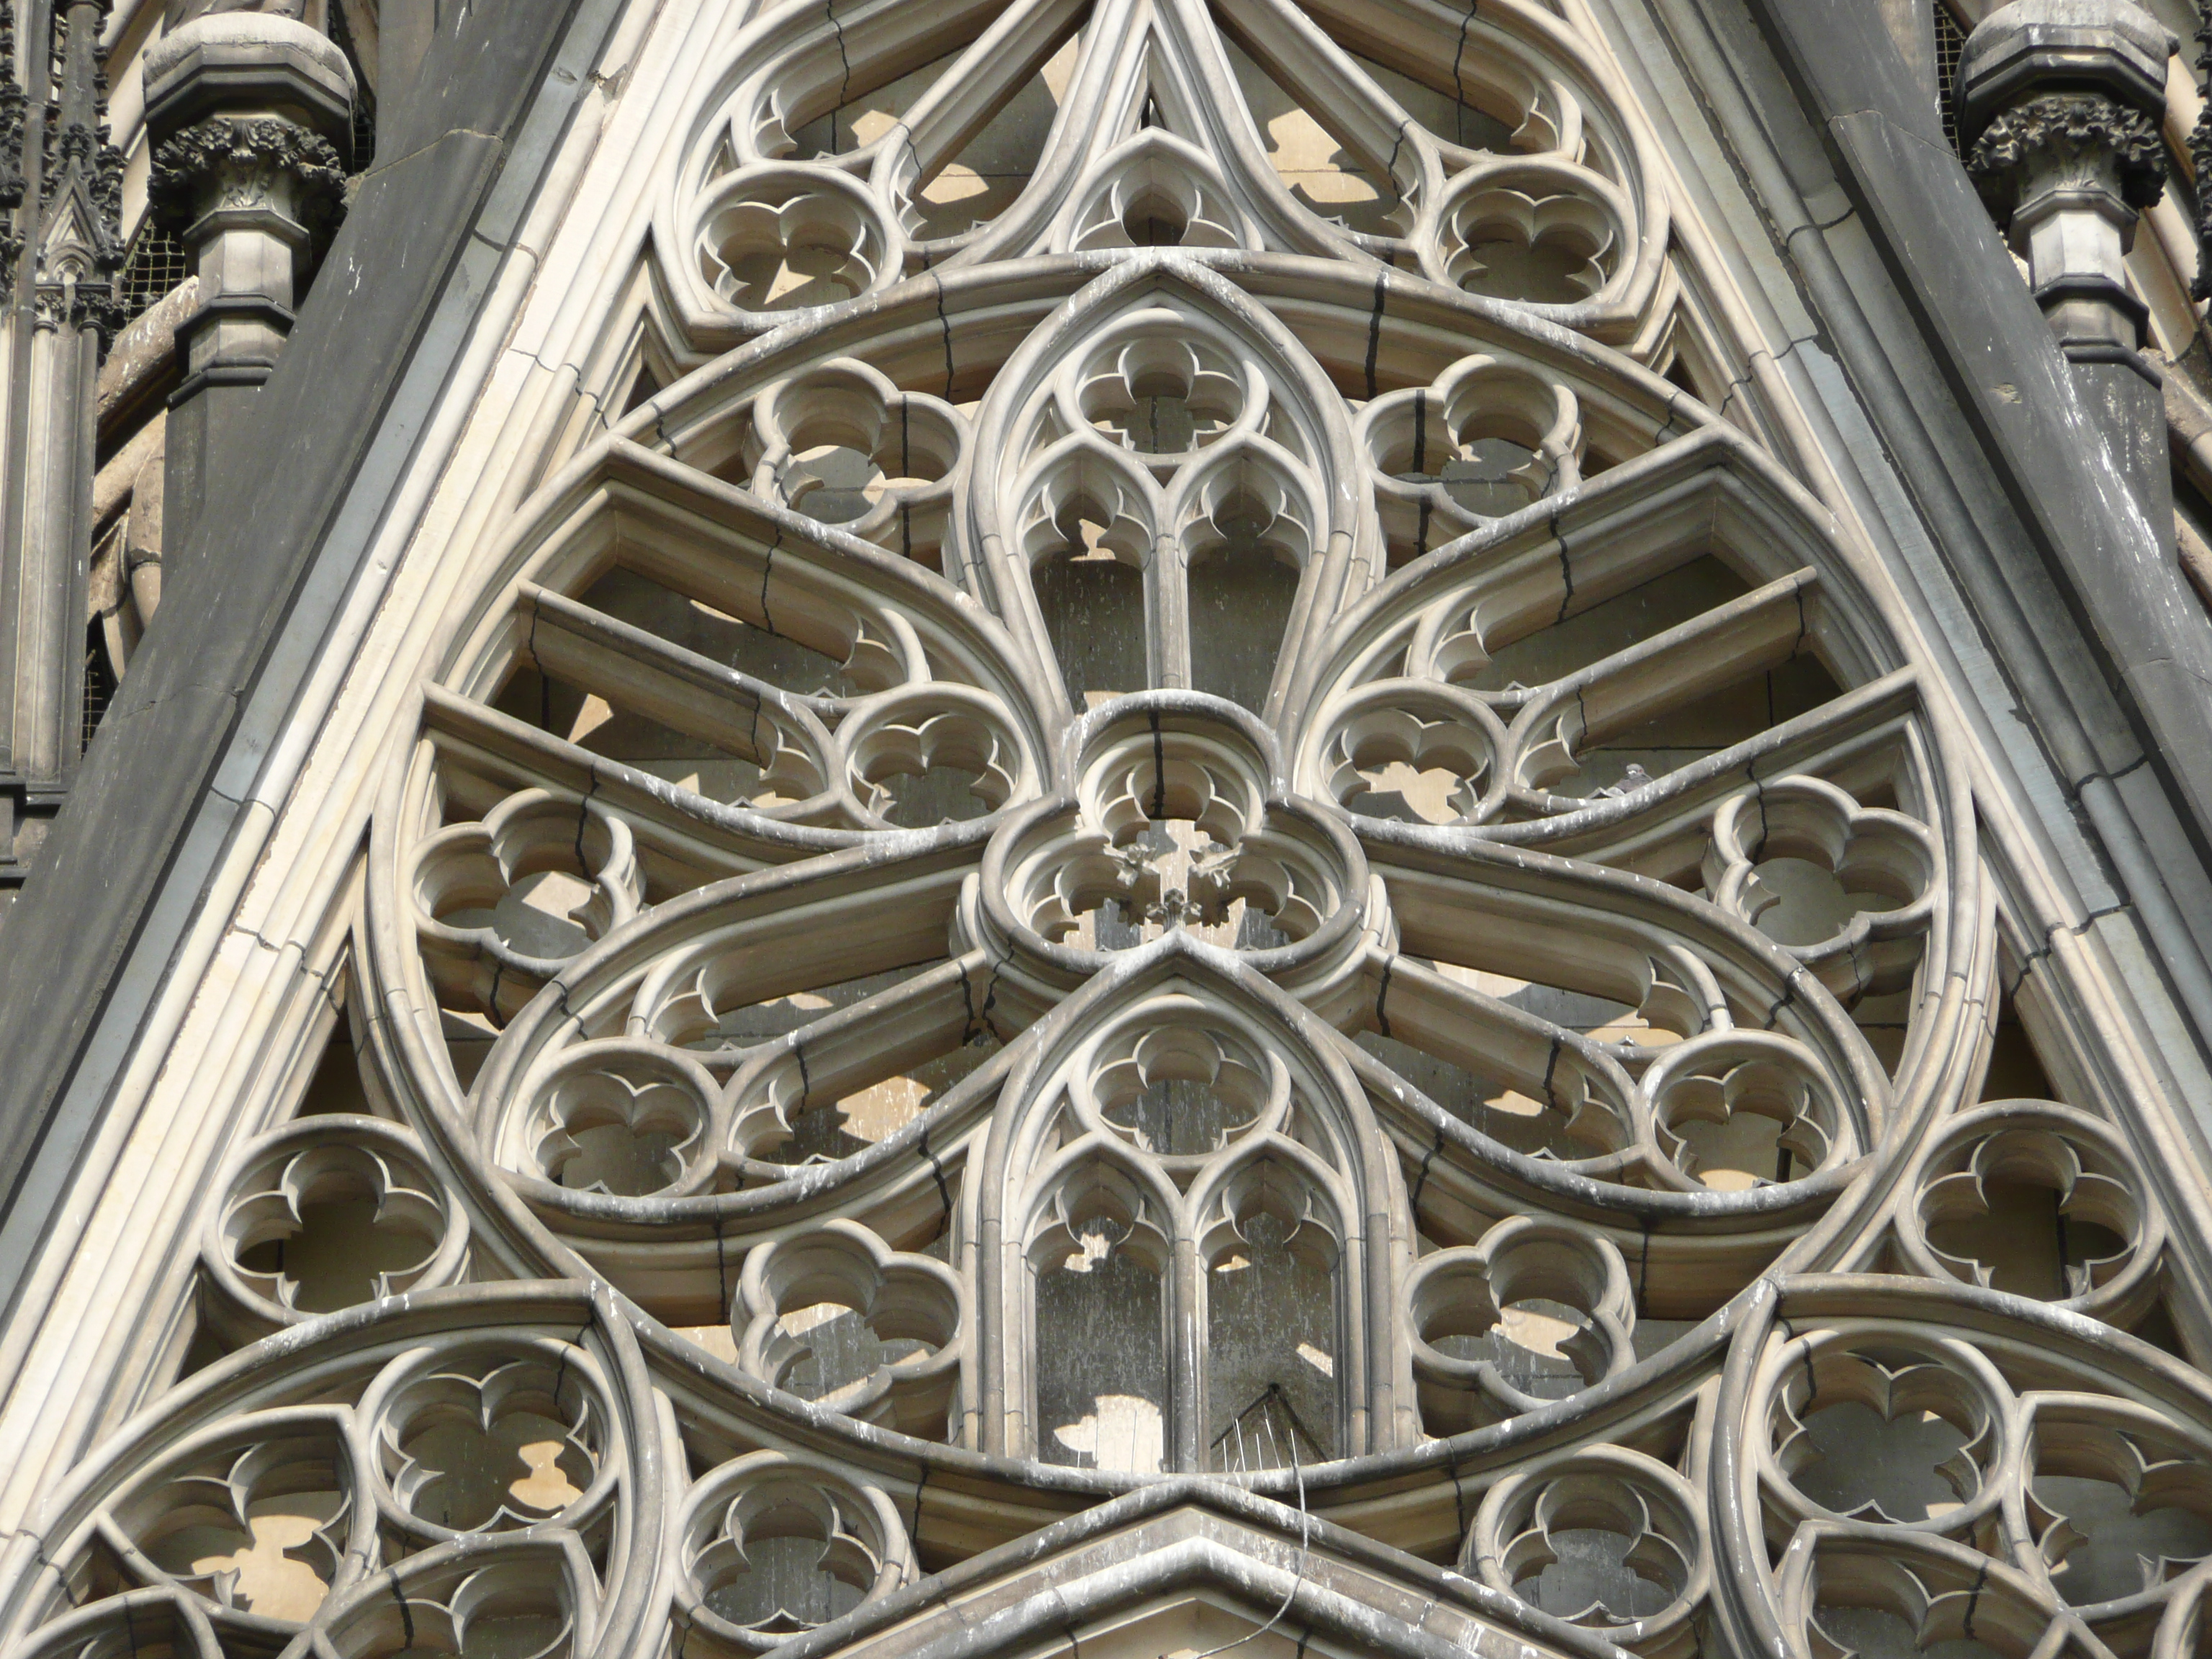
[1959,0,2178,370]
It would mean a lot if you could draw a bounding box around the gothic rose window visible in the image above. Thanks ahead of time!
[4,4,2203,1659]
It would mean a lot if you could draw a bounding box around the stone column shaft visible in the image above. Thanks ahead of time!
[1961,1,2179,534]
[143,15,351,562]
[0,0,124,897]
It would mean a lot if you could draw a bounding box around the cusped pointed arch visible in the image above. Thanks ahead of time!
[968,938,1408,1468]
[966,261,1365,721]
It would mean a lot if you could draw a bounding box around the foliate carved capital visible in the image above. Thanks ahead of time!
[148,114,346,238]
[71,282,124,345]
[32,276,123,343]
[1966,91,2167,217]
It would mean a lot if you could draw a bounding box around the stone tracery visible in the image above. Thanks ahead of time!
[1,1,2199,1659]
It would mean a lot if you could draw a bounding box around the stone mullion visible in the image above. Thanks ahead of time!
[0,0,116,894]
[0,0,47,806]
[0,0,54,732]
[9,302,89,783]
[1149,529,1189,691]
[1170,1229,1206,1472]
[979,1208,1011,1455]
[17,0,104,788]
[22,0,99,791]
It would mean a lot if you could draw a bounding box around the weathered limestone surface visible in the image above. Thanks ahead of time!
[1,4,2211,1659]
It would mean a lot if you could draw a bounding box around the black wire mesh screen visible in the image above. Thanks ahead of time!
[116,222,189,325]
[1935,1,1966,152]
[81,619,117,754]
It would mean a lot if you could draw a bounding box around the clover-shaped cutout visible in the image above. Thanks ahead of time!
[1800,1538,2051,1659]
[1439,168,1619,304]
[1087,1019,1280,1159]
[1704,776,1937,1003]
[1359,356,1583,565]
[1911,1105,2153,1313]
[1014,798,1346,954]
[1187,820,1339,941]
[1092,737,1256,848]
[211,1118,461,1331]
[526,1044,714,1198]
[701,1496,872,1635]
[1075,332,1249,461]
[1645,1032,1845,1192]
[370,1553,582,1659]
[1174,446,1316,565]
[1066,131,1250,252]
[1406,1217,1636,1435]
[1324,683,1509,824]
[413,788,644,1020]
[126,1435,352,1625]
[1001,699,1364,963]
[372,1349,607,1539]
[1194,1159,1341,1280]
[681,1454,910,1652]
[1013,443,1159,570]
[1769,1338,1997,1527]
[1469,1448,1705,1658]
[696,167,892,315]
[745,359,966,563]
[2020,1408,2212,1608]
[842,697,1022,829]
[736,1220,963,1437]
[1028,1162,1174,1281]
[1504,1480,1686,1624]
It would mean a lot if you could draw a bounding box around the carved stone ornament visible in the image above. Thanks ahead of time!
[2,2,2210,1659]
[147,116,347,238]
[2194,1,2212,300]
[1959,0,2175,362]
[0,1,25,211]
[1966,90,2169,215]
